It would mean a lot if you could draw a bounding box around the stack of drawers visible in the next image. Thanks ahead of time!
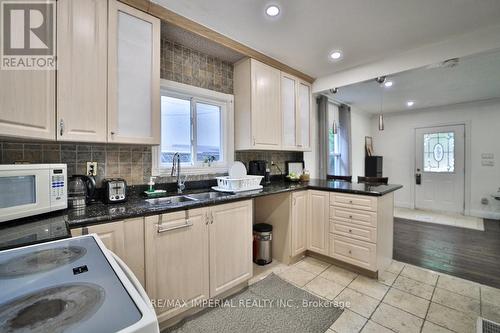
[329,192,378,271]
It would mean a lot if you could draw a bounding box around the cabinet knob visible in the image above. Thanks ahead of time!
[349,215,353,219]
[349,200,353,204]
[348,229,352,233]
[110,131,115,135]
[348,250,352,255]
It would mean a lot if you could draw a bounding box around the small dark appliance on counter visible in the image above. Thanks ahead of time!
[365,156,383,177]
[68,175,96,208]
[248,160,271,184]
[103,178,127,203]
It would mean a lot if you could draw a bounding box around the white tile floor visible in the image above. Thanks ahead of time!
[252,257,500,333]
[394,207,484,231]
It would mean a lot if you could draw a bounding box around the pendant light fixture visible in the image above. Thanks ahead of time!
[378,114,384,131]
[378,80,385,131]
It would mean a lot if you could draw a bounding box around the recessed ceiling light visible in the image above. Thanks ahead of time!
[330,51,342,60]
[407,101,415,107]
[266,5,280,17]
[384,80,393,87]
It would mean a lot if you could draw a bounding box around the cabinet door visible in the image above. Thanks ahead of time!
[251,59,281,148]
[57,0,107,142]
[0,70,55,140]
[84,218,145,285]
[298,81,311,149]
[291,191,308,256]
[145,209,209,321]
[108,0,160,144]
[308,190,329,255]
[281,73,297,149]
[209,200,253,297]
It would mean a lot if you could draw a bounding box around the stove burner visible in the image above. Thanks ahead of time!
[0,283,105,333]
[0,246,86,278]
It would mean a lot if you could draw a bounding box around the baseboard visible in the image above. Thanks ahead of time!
[469,209,500,220]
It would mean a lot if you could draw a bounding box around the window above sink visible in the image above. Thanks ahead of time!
[152,80,235,176]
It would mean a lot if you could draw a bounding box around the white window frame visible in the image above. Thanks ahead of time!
[152,80,234,176]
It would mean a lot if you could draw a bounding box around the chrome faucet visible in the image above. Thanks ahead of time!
[171,153,186,193]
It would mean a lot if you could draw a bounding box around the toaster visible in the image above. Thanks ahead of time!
[103,178,127,203]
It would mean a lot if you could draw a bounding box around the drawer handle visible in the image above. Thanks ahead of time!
[158,219,193,233]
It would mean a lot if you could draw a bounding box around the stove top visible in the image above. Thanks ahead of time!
[0,236,143,333]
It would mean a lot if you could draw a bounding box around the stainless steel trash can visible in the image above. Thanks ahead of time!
[253,223,272,265]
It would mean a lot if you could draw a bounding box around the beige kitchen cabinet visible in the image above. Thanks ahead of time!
[280,73,312,151]
[144,208,209,322]
[108,0,161,144]
[291,191,308,256]
[209,200,253,296]
[70,217,145,284]
[143,200,252,323]
[307,190,329,255]
[56,0,108,142]
[234,58,282,150]
[0,70,55,140]
[298,81,312,149]
[329,192,394,273]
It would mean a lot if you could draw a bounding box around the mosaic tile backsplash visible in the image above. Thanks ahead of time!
[160,37,233,94]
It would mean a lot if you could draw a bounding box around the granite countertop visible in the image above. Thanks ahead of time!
[0,179,402,250]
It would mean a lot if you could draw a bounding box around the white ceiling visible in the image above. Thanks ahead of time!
[330,49,500,114]
[153,0,500,78]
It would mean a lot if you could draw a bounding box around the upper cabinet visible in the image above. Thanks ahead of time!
[0,70,55,140]
[108,0,161,145]
[234,58,312,151]
[57,0,108,142]
[234,58,282,150]
[281,73,312,151]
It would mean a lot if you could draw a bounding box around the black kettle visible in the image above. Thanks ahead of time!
[70,175,96,204]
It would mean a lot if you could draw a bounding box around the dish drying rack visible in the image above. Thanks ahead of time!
[212,175,263,193]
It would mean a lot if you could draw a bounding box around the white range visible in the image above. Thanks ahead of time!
[0,234,159,333]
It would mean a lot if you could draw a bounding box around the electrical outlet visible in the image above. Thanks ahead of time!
[86,162,97,176]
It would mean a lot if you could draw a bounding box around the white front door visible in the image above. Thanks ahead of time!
[415,125,465,213]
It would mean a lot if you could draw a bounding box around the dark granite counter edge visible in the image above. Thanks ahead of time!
[67,182,403,228]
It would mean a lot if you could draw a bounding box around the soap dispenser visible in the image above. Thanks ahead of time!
[148,177,155,192]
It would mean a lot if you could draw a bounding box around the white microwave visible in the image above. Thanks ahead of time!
[0,164,67,223]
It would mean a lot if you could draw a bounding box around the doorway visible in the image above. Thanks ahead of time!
[415,124,465,214]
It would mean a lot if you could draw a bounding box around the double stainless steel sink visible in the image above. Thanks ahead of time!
[145,191,231,205]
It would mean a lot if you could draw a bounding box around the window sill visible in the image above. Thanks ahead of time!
[153,165,229,177]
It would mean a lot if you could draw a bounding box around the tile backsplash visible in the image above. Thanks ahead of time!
[0,142,152,186]
[161,36,234,94]
[235,151,304,175]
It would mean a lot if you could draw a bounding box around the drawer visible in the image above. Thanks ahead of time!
[330,193,377,212]
[329,234,377,271]
[330,207,377,228]
[330,221,377,243]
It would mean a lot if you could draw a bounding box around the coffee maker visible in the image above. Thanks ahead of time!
[248,160,271,184]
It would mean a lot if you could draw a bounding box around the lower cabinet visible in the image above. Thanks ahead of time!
[307,190,329,255]
[70,217,145,285]
[291,191,308,256]
[144,208,209,322]
[144,200,253,322]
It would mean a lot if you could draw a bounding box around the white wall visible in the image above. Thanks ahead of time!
[351,107,372,179]
[371,99,500,219]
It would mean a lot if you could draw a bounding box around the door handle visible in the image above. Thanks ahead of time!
[416,170,421,185]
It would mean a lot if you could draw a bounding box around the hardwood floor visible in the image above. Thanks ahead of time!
[394,217,500,288]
